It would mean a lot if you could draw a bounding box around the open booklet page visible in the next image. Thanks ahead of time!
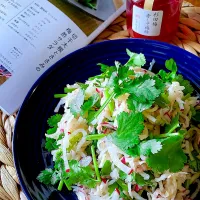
[0,0,125,114]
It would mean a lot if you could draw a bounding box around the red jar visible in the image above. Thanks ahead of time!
[126,0,183,42]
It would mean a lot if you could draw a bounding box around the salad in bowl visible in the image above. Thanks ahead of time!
[37,49,200,200]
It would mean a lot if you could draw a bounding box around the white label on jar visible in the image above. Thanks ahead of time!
[132,5,163,36]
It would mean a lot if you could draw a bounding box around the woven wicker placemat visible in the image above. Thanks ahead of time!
[0,2,200,200]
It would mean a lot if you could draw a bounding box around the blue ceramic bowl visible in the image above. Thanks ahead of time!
[13,39,200,200]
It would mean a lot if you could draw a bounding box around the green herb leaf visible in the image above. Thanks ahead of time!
[89,92,115,123]
[47,126,57,135]
[47,114,62,127]
[132,172,153,187]
[174,74,194,95]
[111,112,144,151]
[144,135,187,173]
[37,169,59,185]
[54,150,66,179]
[45,138,59,151]
[64,87,75,93]
[108,182,118,195]
[65,160,97,188]
[154,93,170,108]
[165,114,180,133]
[117,179,128,191]
[77,83,89,90]
[101,160,112,176]
[165,58,177,77]
[97,63,116,78]
[122,75,161,100]
[140,139,162,155]
[125,75,163,112]
[115,61,134,82]
[127,95,153,113]
[158,58,177,82]
[98,63,113,73]
[81,93,99,115]
[189,154,200,172]
[119,170,127,180]
[125,49,146,67]
[124,146,140,157]
[54,94,67,98]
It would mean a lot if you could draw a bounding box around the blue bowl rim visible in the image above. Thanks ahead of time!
[13,38,200,199]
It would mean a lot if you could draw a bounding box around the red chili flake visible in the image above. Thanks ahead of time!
[164,111,171,119]
[115,188,120,195]
[101,122,109,125]
[66,169,70,173]
[142,69,147,73]
[96,88,100,93]
[196,100,200,106]
[180,109,184,111]
[134,185,140,192]
[68,132,71,135]
[103,129,108,134]
[80,185,83,188]
[128,169,134,175]
[101,178,107,184]
[121,157,126,164]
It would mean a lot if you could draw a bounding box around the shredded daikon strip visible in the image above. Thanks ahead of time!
[62,133,70,170]
[62,115,74,170]
[167,81,185,110]
[149,59,155,71]
[143,112,157,123]
[128,182,133,198]
[155,172,171,182]
[54,96,67,113]
[140,172,150,180]
[110,190,120,200]
[132,191,146,200]
[107,144,132,175]
[80,156,92,167]
[110,168,119,180]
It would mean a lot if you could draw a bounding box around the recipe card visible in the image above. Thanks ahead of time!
[0,0,126,114]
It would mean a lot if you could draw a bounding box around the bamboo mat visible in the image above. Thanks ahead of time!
[0,1,200,200]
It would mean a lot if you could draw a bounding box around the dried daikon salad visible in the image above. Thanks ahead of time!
[38,49,200,200]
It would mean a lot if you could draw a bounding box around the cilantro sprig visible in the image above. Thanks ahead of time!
[89,49,164,122]
[45,114,62,151]
[111,112,144,151]
[125,75,164,112]
[158,58,194,95]
[139,135,187,173]
[38,156,97,190]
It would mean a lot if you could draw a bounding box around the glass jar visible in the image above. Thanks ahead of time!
[126,0,183,42]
